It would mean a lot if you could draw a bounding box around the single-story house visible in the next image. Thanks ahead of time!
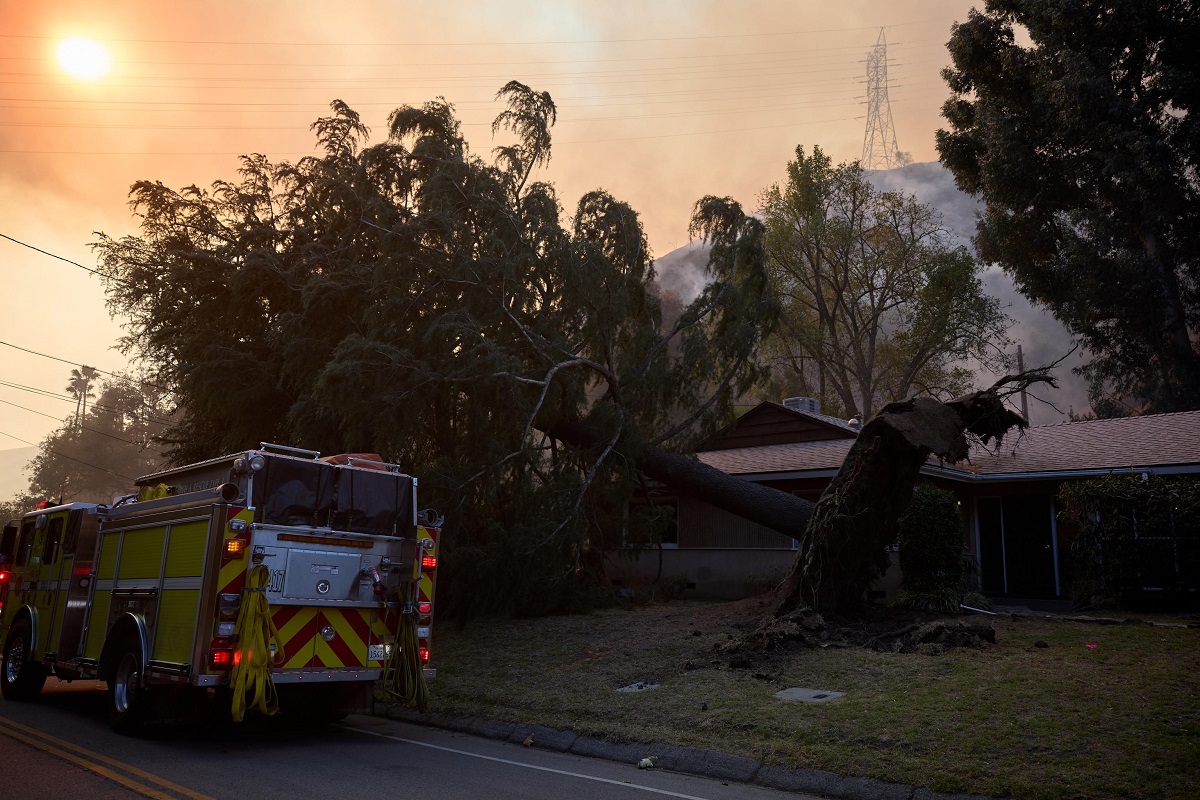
[608,401,1200,602]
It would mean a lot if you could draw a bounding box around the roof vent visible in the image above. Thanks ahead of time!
[783,396,820,415]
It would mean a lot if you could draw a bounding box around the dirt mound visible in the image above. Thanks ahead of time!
[867,619,997,654]
[726,605,996,656]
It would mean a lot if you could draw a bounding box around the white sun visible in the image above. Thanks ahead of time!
[56,36,110,80]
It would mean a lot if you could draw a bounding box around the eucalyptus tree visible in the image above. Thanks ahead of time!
[94,84,778,615]
[938,0,1200,415]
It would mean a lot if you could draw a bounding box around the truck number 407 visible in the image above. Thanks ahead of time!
[267,569,285,593]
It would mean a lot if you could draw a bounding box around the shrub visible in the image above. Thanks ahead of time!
[892,484,986,612]
[897,484,963,593]
[1058,475,1200,610]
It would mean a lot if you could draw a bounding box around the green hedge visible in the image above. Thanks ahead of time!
[1058,475,1200,610]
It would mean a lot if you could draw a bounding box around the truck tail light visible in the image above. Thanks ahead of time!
[417,601,432,616]
[223,538,247,558]
[210,647,234,669]
[419,647,430,664]
[420,555,437,572]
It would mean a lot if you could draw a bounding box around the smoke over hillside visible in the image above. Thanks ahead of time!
[650,162,1091,424]
[868,163,1089,423]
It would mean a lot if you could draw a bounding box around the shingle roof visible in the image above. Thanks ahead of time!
[696,411,1200,479]
[799,409,861,434]
[698,438,855,474]
[967,410,1200,475]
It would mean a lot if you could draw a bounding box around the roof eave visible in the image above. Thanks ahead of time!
[716,462,1200,484]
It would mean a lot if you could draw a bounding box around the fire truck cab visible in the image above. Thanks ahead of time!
[0,443,439,733]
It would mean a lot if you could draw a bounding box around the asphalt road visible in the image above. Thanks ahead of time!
[0,679,815,800]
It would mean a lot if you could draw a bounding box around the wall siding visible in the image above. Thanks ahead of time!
[679,497,796,549]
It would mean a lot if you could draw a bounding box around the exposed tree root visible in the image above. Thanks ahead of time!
[722,603,996,661]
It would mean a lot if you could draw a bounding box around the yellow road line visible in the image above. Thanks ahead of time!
[0,716,215,800]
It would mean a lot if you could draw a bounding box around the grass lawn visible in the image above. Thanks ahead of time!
[424,598,1199,800]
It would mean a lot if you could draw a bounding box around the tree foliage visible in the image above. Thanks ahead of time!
[758,146,1010,419]
[22,373,169,505]
[938,0,1200,416]
[93,84,777,617]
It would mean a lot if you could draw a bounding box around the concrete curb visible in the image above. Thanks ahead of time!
[376,708,1006,800]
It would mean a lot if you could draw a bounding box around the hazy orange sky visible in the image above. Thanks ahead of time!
[0,0,984,451]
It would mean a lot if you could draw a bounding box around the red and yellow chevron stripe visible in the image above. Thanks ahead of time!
[267,605,393,669]
[216,507,254,597]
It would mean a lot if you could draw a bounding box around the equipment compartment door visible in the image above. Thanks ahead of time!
[281,550,362,601]
[27,513,68,659]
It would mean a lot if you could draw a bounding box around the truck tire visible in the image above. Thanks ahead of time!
[1,619,47,701]
[108,634,152,734]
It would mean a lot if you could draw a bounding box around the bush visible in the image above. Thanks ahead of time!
[1059,475,1200,610]
[892,484,986,612]
[897,485,963,593]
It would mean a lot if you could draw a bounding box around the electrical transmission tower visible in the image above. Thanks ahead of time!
[861,28,904,170]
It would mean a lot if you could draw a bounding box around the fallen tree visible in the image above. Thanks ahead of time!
[551,370,1051,636]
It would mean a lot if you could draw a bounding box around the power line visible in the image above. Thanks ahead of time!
[0,231,126,285]
[0,48,924,86]
[0,429,137,482]
[0,21,942,48]
[0,38,939,70]
[0,339,109,371]
[0,111,867,156]
[0,379,174,427]
[0,339,171,395]
[0,397,165,453]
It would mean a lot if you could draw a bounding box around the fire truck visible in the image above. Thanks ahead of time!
[0,443,439,733]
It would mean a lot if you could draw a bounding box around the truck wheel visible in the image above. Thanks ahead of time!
[108,635,151,734]
[1,619,47,701]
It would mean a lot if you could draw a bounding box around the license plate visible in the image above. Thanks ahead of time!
[368,644,391,661]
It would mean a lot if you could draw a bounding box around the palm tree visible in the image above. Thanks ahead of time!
[65,366,98,426]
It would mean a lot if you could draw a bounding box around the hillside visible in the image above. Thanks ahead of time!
[0,446,36,502]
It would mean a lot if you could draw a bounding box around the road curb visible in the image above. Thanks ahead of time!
[375,708,1007,800]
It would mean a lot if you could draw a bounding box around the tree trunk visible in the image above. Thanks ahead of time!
[544,419,816,541]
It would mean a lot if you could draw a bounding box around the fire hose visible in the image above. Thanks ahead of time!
[230,564,284,721]
[378,582,429,713]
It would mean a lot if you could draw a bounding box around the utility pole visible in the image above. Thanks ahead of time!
[1017,345,1030,421]
[861,28,902,170]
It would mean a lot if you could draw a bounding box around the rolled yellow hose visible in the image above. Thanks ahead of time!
[229,564,284,721]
